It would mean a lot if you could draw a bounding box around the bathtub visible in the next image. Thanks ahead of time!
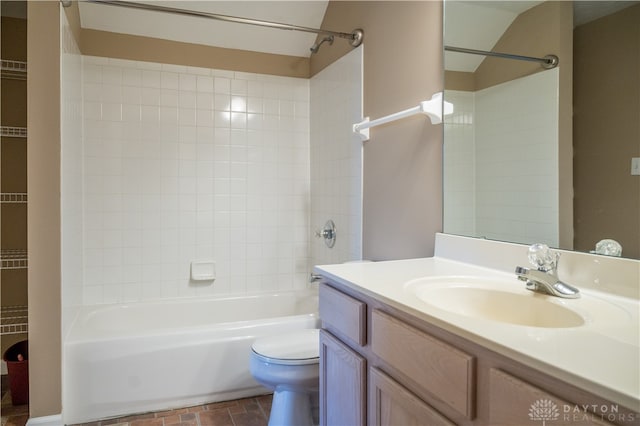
[63,290,319,424]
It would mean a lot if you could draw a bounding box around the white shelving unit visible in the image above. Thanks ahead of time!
[0,193,27,204]
[0,126,27,138]
[1,52,29,345]
[0,249,28,270]
[1,59,27,81]
[0,306,28,335]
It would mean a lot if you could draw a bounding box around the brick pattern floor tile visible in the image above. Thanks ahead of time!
[68,395,272,426]
[1,375,272,426]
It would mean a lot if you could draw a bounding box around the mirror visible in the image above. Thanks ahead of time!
[443,0,640,260]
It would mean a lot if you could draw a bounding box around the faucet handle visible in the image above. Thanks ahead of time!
[527,243,559,272]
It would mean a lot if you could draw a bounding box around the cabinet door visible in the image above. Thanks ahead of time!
[369,368,455,426]
[489,369,616,426]
[320,329,366,426]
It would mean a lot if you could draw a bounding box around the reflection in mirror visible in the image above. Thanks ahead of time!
[443,0,640,260]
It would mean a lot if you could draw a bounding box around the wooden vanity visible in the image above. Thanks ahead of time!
[319,280,639,426]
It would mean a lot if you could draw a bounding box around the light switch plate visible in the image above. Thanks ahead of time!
[632,157,640,176]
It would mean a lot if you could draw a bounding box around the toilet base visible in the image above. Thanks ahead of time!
[268,388,316,426]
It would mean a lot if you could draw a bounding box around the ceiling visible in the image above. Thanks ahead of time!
[573,0,639,26]
[78,1,330,58]
[8,1,639,62]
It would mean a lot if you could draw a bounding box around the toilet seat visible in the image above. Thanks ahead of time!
[251,329,319,366]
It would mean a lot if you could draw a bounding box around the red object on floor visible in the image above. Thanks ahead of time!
[3,340,29,405]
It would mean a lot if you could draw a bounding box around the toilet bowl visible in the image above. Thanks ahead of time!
[250,329,320,426]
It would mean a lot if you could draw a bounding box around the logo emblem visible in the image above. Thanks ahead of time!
[529,399,560,425]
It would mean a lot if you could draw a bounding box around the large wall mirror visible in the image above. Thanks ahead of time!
[443,0,640,260]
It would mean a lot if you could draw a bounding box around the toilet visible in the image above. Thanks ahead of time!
[250,329,320,426]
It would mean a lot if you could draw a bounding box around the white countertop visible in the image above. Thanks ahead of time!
[314,256,640,411]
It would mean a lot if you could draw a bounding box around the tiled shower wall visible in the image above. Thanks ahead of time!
[310,47,363,265]
[61,8,84,333]
[81,57,311,304]
[444,68,559,246]
[443,90,475,237]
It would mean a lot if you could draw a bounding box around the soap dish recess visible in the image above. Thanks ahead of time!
[191,260,215,281]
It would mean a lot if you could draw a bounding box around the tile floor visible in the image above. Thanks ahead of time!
[73,395,273,426]
[1,375,29,426]
[1,375,272,426]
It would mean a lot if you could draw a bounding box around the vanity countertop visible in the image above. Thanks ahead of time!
[314,256,640,411]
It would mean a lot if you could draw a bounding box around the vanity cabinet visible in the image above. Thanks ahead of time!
[319,281,631,426]
[371,309,475,420]
[319,283,367,426]
[488,368,616,426]
[319,330,366,426]
[369,367,455,426]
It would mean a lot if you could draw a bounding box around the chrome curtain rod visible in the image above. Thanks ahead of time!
[445,46,558,69]
[79,0,364,48]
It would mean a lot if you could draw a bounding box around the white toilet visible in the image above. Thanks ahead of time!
[250,329,320,426]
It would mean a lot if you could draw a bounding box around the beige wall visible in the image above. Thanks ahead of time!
[62,1,309,80]
[573,4,640,259]
[474,2,569,90]
[27,1,62,418]
[444,2,570,91]
[443,70,474,92]
[63,1,308,78]
[80,29,310,79]
[312,1,444,260]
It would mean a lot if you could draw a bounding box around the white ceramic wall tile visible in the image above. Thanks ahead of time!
[310,46,363,266]
[443,90,476,237]
[81,56,311,304]
[475,69,559,246]
[61,10,84,334]
[443,69,559,246]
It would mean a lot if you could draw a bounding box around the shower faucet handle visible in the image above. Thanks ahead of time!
[315,220,336,248]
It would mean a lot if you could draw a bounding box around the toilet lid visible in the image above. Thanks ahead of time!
[251,329,319,365]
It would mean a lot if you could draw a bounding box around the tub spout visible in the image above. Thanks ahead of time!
[309,273,322,283]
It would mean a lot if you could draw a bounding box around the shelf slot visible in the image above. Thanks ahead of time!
[1,249,28,270]
[1,59,27,80]
[1,306,28,336]
[1,193,28,204]
[0,126,28,138]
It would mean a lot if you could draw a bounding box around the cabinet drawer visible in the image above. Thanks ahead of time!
[489,369,615,426]
[320,283,366,346]
[371,309,475,419]
[369,367,455,426]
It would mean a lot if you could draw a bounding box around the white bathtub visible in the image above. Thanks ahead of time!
[63,290,319,424]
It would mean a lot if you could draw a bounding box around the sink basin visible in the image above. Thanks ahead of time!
[404,276,590,328]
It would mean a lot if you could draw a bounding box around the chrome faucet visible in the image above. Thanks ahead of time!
[515,244,580,299]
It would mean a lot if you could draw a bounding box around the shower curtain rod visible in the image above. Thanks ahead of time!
[445,45,558,69]
[78,0,364,48]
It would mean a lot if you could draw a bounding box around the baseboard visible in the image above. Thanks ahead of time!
[26,414,63,426]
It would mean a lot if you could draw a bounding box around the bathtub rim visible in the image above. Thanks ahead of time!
[65,288,320,343]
